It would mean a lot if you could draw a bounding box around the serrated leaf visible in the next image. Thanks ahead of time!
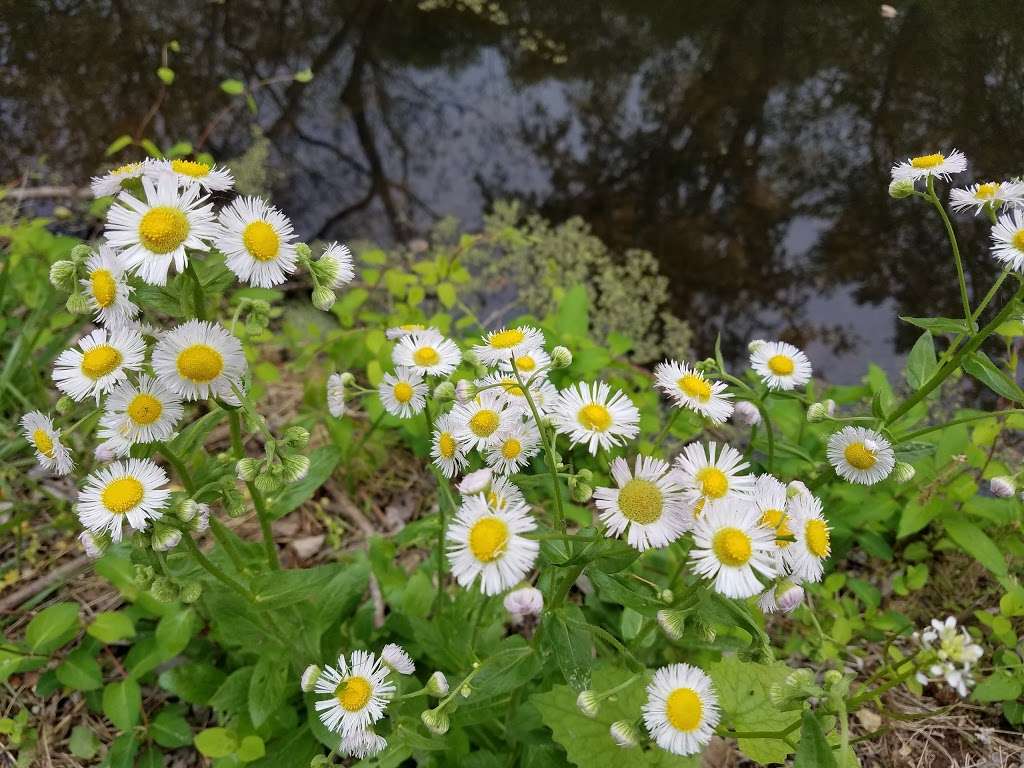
[793,710,836,767]
[26,602,79,653]
[543,608,592,691]
[472,635,543,699]
[973,671,1022,702]
[905,331,937,390]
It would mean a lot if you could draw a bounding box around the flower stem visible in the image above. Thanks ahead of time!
[927,175,974,331]
[179,531,254,602]
[209,517,248,573]
[895,409,1024,442]
[157,443,195,495]
[424,402,449,610]
[185,261,207,321]
[226,407,280,571]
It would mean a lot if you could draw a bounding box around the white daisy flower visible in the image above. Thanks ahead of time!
[326,373,347,418]
[750,473,793,560]
[654,360,733,424]
[386,323,434,340]
[96,375,184,457]
[487,475,525,512]
[214,196,298,287]
[378,366,427,418]
[642,664,720,757]
[498,347,552,377]
[392,329,462,377]
[550,381,640,454]
[990,209,1024,271]
[317,242,356,289]
[950,181,1024,215]
[313,650,395,736]
[826,426,895,485]
[152,320,247,402]
[785,492,831,583]
[472,326,545,367]
[52,327,146,402]
[80,244,139,327]
[21,411,74,476]
[447,493,539,595]
[451,390,516,450]
[381,643,415,675]
[475,372,558,416]
[890,149,967,183]
[749,341,812,391]
[485,421,541,475]
[145,158,234,192]
[341,729,387,759]
[76,458,170,542]
[431,412,468,478]
[689,501,777,598]
[594,455,690,551]
[90,161,149,198]
[104,174,217,286]
[674,441,754,512]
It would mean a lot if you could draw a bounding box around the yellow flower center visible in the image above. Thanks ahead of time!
[767,355,795,376]
[439,432,457,458]
[81,345,122,380]
[127,393,163,425]
[696,467,728,499]
[665,688,703,733]
[712,527,752,567]
[774,518,794,548]
[413,346,440,367]
[975,182,999,200]
[910,153,945,169]
[335,676,372,712]
[677,374,711,401]
[112,162,141,176]
[692,497,706,518]
[805,518,830,558]
[759,508,785,528]
[578,403,611,432]
[1013,229,1024,252]
[489,329,525,349]
[487,491,507,511]
[33,429,55,458]
[844,442,876,470]
[393,381,414,403]
[515,354,536,371]
[617,478,663,524]
[176,344,224,383]
[470,409,500,437]
[170,159,212,178]
[138,206,190,255]
[101,477,144,514]
[400,324,424,331]
[90,269,117,308]
[501,438,523,459]
[468,517,508,562]
[242,220,280,262]
[499,379,525,397]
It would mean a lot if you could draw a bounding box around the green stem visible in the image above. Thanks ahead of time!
[157,443,195,494]
[179,532,255,603]
[937,268,1012,367]
[755,399,775,471]
[350,411,385,457]
[895,409,1024,442]
[927,176,973,331]
[226,408,280,571]
[653,409,681,447]
[424,402,449,610]
[717,719,801,740]
[885,282,1024,426]
[185,261,207,321]
[209,517,247,573]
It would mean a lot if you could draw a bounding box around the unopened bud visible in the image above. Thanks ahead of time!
[787,480,811,499]
[189,503,210,534]
[151,524,182,552]
[339,371,356,386]
[426,671,449,697]
[889,178,916,199]
[69,244,93,262]
[659,588,674,604]
[503,586,544,618]
[179,581,202,603]
[421,707,450,735]
[775,580,805,614]
[150,577,179,603]
[178,498,200,521]
[570,482,593,503]
[460,684,471,698]
[79,531,108,559]
[609,721,639,748]
[281,453,311,482]
[892,461,916,484]
[133,564,155,588]
[458,468,493,496]
[823,669,844,686]
[56,396,75,415]
[748,339,768,353]
[657,609,685,641]
[300,665,321,693]
[236,458,259,481]
[455,379,475,403]
[255,472,281,493]
[551,346,573,369]
[295,242,312,260]
[283,426,310,448]
[433,381,456,402]
[65,291,91,314]
[733,400,761,426]
[49,260,77,291]
[576,690,600,718]
[311,285,336,311]
[806,400,835,422]
[990,476,1015,498]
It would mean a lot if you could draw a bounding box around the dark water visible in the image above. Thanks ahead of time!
[4,1,1023,382]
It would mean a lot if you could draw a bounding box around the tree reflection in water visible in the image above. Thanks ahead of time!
[3,0,1022,380]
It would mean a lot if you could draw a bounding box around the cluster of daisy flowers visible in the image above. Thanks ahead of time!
[912,616,984,698]
[24,156,357,555]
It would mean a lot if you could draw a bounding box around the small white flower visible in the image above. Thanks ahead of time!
[313,651,395,736]
[458,467,493,496]
[96,375,184,457]
[340,728,387,758]
[316,242,356,290]
[827,426,895,485]
[80,245,139,327]
[381,643,415,675]
[550,381,640,455]
[990,209,1024,272]
[785,493,831,583]
[732,400,761,426]
[386,324,433,340]
[498,347,552,377]
[689,501,777,598]
[750,341,812,391]
[951,181,1024,215]
[990,476,1015,498]
[654,360,733,423]
[472,326,545,367]
[76,458,170,542]
[503,585,544,618]
[21,411,74,476]
[594,455,690,551]
[145,158,234,192]
[53,327,146,402]
[642,663,720,756]
[610,720,640,748]
[432,412,469,478]
[392,329,462,377]
[215,196,298,287]
[379,366,428,418]
[451,390,516,450]
[152,320,247,402]
[674,441,754,513]
[446,494,539,595]
[475,372,558,416]
[487,475,524,512]
[485,420,541,475]
[326,373,347,418]
[78,530,106,558]
[890,149,967,183]
[90,161,150,198]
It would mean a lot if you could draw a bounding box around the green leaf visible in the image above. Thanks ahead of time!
[267,445,342,519]
[900,315,968,335]
[293,68,314,83]
[106,733,139,768]
[943,517,1007,576]
[220,79,245,95]
[158,661,226,705]
[588,569,663,615]
[195,727,238,758]
[905,331,937,390]
[793,710,837,767]
[150,706,193,748]
[543,608,593,691]
[437,282,457,308]
[25,602,79,653]
[136,746,164,768]
[210,666,254,718]
[166,409,225,456]
[556,283,589,338]
[252,563,340,607]
[68,725,99,758]
[155,607,198,654]
[103,678,142,731]
[973,671,1022,702]
[87,611,135,644]
[472,635,543,699]
[962,351,1024,403]
[156,66,175,85]
[897,498,944,538]
[55,648,103,691]
[250,652,289,729]
[238,734,266,762]
[105,134,133,157]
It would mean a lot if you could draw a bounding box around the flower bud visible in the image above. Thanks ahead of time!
[295,242,312,261]
[659,588,674,604]
[433,381,456,402]
[255,471,281,493]
[609,721,639,748]
[65,291,91,315]
[889,178,916,199]
[49,260,77,291]
[576,690,600,718]
[776,580,805,614]
[748,339,768,353]
[421,707,450,735]
[426,671,449,697]
[806,400,835,423]
[55,395,75,416]
[283,426,310,448]
[69,244,93,262]
[339,371,356,386]
[281,453,311,482]
[300,664,321,693]
[455,379,475,404]
[189,503,211,534]
[236,457,259,481]
[311,285,337,311]
[823,669,844,686]
[460,684,472,698]
[892,461,916,484]
[133,564,155,588]
[551,346,573,369]
[503,586,544,618]
[178,498,200,522]
[151,524,182,552]
[79,531,108,559]
[657,609,685,641]
[786,480,811,499]
[150,577,179,603]
[179,581,202,603]
[570,482,593,503]
[458,468,493,495]
[733,400,761,426]
[990,476,1015,498]
[225,492,246,518]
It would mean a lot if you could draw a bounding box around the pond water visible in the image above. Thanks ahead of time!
[4,1,1022,382]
